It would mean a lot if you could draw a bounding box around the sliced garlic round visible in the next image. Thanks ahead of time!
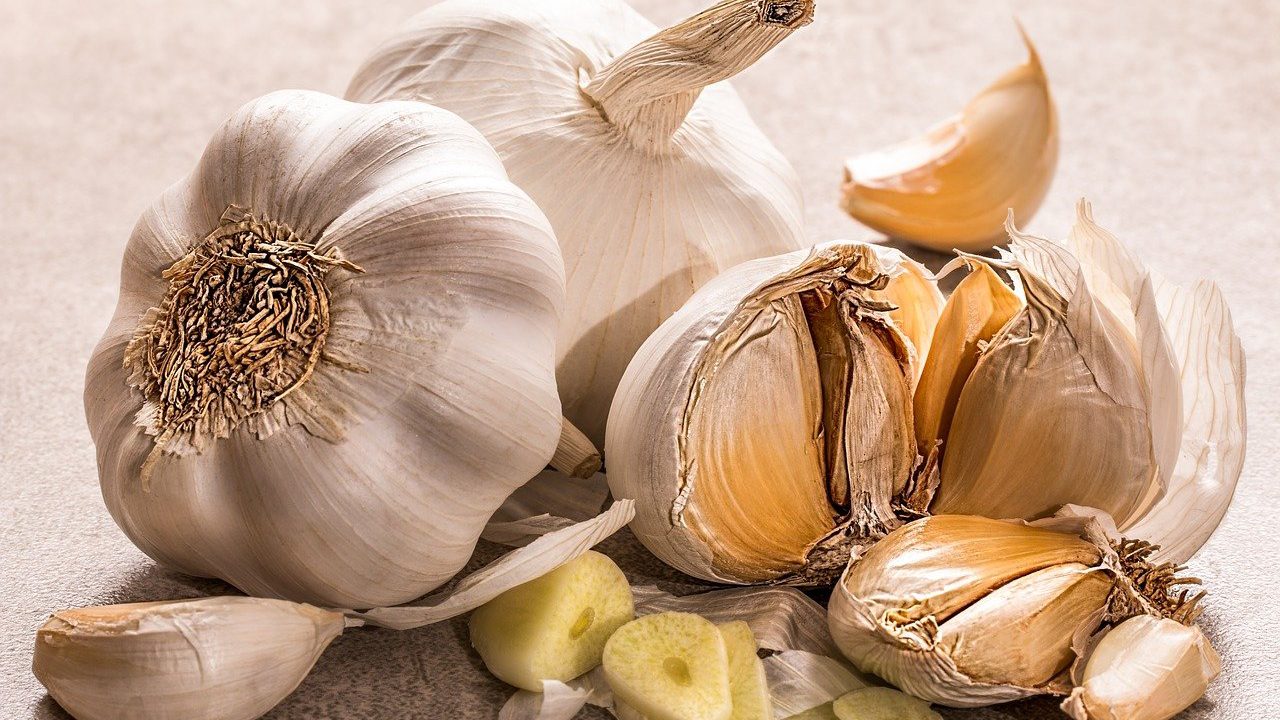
[831,687,941,720]
[603,612,733,720]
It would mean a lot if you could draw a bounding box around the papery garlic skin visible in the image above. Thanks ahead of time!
[1061,615,1220,720]
[926,203,1246,563]
[827,515,1112,707]
[84,91,566,608]
[33,597,343,720]
[607,243,917,585]
[348,0,811,445]
[840,28,1057,252]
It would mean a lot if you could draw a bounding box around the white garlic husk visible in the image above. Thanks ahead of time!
[606,243,926,585]
[841,27,1057,253]
[924,202,1246,563]
[32,597,344,720]
[348,0,814,445]
[84,90,571,608]
[1061,615,1221,720]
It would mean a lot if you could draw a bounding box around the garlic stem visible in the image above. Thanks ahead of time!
[582,0,815,142]
[550,416,603,479]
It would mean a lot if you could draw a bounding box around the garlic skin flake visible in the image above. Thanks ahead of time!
[348,0,813,445]
[840,28,1057,252]
[1062,615,1221,720]
[927,203,1246,563]
[827,515,1115,707]
[32,597,344,720]
[84,91,568,608]
[607,243,920,585]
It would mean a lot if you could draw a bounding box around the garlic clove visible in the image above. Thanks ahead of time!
[32,596,344,720]
[469,550,634,692]
[718,622,772,720]
[913,260,1023,450]
[935,563,1112,688]
[1061,615,1221,720]
[869,247,946,377]
[831,687,941,720]
[603,612,733,720]
[840,27,1057,252]
[607,243,917,586]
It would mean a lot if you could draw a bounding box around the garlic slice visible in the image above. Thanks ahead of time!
[606,243,917,585]
[1061,615,1221,720]
[831,688,940,720]
[33,597,345,720]
[603,612,733,720]
[840,27,1057,252]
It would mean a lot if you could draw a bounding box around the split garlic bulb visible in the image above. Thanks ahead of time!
[922,202,1246,563]
[33,597,344,720]
[84,90,569,608]
[607,243,925,585]
[840,28,1057,253]
[827,514,1202,708]
[348,0,813,444]
[1062,615,1221,720]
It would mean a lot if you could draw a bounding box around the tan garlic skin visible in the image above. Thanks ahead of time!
[828,515,1114,707]
[84,91,566,608]
[33,597,343,720]
[1062,615,1220,720]
[606,243,920,585]
[348,0,812,446]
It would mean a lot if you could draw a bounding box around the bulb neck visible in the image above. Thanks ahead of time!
[581,0,814,145]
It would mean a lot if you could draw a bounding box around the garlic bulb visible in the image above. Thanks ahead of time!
[33,597,344,720]
[1062,615,1221,720]
[607,243,924,585]
[840,28,1057,252]
[84,90,578,608]
[829,512,1212,709]
[347,0,813,444]
[923,202,1246,563]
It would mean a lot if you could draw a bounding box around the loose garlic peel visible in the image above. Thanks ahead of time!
[923,202,1246,563]
[32,597,345,720]
[349,0,813,445]
[826,514,1205,708]
[840,27,1057,252]
[607,243,920,586]
[83,90,604,609]
[1061,615,1221,720]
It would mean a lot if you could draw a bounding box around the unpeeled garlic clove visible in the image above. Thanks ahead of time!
[1061,615,1220,720]
[32,596,345,720]
[840,27,1057,252]
[828,515,1113,707]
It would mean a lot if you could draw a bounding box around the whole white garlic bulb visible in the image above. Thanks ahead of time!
[33,597,344,720]
[921,202,1246,563]
[348,0,814,445]
[84,90,570,608]
[606,243,927,585]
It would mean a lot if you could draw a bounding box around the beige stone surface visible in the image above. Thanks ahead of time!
[2,0,1277,718]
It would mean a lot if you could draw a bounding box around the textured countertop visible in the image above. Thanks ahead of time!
[2,0,1277,717]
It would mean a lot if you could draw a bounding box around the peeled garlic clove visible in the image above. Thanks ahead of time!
[606,243,917,585]
[913,261,1023,450]
[32,596,344,720]
[828,515,1111,707]
[831,688,941,720]
[719,622,772,720]
[604,612,733,720]
[840,27,1057,252]
[1062,615,1220,720]
[350,0,814,446]
[470,550,634,691]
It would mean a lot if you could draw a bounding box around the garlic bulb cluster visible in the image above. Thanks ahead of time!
[607,243,929,585]
[827,514,1203,708]
[921,202,1246,563]
[33,597,345,720]
[1062,615,1221,720]
[84,90,574,608]
[840,28,1057,252]
[348,0,813,444]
